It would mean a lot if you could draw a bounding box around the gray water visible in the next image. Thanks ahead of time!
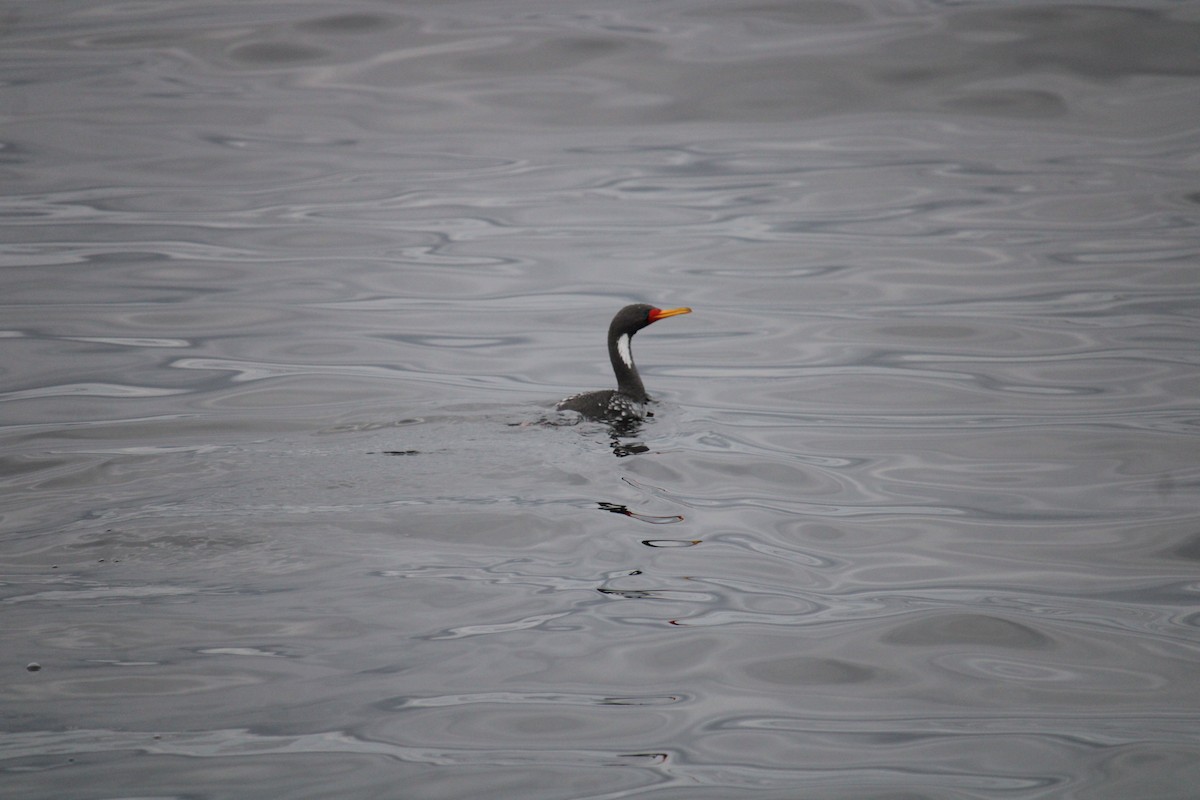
[3,1,1200,798]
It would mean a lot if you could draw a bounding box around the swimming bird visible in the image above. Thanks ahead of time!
[557,304,691,423]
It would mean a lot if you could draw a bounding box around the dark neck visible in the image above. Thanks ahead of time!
[608,333,647,401]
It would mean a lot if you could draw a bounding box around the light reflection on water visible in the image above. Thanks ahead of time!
[3,0,1200,797]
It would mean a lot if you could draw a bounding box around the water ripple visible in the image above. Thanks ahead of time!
[4,1,1200,797]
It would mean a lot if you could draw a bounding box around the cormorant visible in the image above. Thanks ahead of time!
[557,303,691,423]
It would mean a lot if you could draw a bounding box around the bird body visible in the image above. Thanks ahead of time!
[557,304,691,422]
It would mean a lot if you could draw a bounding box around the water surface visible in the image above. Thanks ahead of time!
[3,1,1200,798]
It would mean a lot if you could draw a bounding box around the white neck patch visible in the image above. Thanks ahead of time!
[616,333,633,370]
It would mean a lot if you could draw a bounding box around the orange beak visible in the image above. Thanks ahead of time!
[648,306,692,323]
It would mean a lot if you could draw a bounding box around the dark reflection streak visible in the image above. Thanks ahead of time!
[618,752,668,764]
[610,438,650,456]
[597,587,660,599]
[597,502,683,524]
